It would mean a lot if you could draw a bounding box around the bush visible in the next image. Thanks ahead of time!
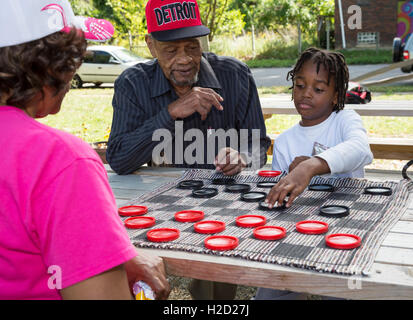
[338,49,392,65]
[255,39,312,60]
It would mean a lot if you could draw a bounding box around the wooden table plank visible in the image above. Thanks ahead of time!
[111,188,146,201]
[375,247,413,266]
[139,248,413,300]
[260,99,413,117]
[105,164,184,178]
[368,138,413,160]
[403,209,413,221]
[390,220,413,234]
[382,233,413,249]
[364,169,405,182]
[115,198,133,207]
[108,172,174,191]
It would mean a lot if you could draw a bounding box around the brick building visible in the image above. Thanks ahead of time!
[334,0,400,49]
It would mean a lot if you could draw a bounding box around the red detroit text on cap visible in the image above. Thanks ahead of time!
[147,0,202,32]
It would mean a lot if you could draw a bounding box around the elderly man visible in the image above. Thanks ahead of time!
[106,0,271,299]
[107,0,270,175]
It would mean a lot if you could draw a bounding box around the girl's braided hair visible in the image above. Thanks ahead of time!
[287,47,349,112]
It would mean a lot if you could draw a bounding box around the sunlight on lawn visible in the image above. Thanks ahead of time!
[37,88,114,143]
[37,88,413,171]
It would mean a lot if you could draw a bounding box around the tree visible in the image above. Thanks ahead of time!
[71,0,247,42]
[198,0,245,41]
[232,0,333,34]
[233,0,333,52]
[69,0,95,16]
[258,0,334,31]
[216,9,245,36]
[92,0,147,38]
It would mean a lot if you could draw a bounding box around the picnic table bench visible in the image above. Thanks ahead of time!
[106,164,413,299]
[261,98,413,160]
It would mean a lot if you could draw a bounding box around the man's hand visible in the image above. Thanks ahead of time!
[168,87,223,121]
[266,157,330,209]
[124,251,170,300]
[214,147,247,176]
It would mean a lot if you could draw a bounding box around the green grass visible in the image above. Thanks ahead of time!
[246,59,296,68]
[36,87,413,146]
[368,85,413,94]
[258,85,413,97]
[258,86,292,95]
[129,33,392,67]
[362,117,413,138]
[374,94,413,100]
[244,48,392,68]
[338,49,392,65]
[37,88,114,143]
[261,86,413,138]
[36,85,412,172]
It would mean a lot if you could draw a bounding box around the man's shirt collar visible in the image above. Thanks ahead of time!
[196,55,222,90]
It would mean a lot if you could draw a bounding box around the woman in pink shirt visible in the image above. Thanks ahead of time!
[0,0,169,300]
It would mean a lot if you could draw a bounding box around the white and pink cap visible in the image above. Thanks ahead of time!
[0,0,115,48]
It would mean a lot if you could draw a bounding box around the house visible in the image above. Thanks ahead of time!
[334,0,403,49]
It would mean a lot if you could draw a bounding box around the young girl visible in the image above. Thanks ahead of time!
[266,47,373,210]
[256,47,373,300]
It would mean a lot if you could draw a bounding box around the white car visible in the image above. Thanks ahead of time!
[72,45,150,88]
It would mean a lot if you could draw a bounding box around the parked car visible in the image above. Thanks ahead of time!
[72,45,150,88]
[393,35,413,73]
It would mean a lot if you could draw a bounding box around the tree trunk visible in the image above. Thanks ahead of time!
[200,36,210,52]
[251,24,256,58]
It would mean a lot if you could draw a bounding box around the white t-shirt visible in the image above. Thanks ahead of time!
[272,109,373,178]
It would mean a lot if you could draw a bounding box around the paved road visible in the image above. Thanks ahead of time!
[251,64,413,87]
[87,64,413,89]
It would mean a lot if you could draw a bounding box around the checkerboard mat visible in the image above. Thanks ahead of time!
[122,169,413,275]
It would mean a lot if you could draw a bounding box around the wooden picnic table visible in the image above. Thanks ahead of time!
[260,98,413,117]
[106,164,413,300]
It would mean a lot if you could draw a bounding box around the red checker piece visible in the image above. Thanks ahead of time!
[258,170,281,177]
[204,235,239,251]
[175,210,205,223]
[124,216,155,229]
[296,220,329,235]
[236,215,267,228]
[118,205,148,217]
[147,228,180,242]
[325,233,361,250]
[194,220,225,234]
[253,226,286,240]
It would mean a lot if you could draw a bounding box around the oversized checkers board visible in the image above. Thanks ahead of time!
[122,169,413,276]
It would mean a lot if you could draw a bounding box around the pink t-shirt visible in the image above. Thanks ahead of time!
[0,106,137,299]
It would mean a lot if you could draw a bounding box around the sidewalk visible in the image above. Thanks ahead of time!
[252,64,412,87]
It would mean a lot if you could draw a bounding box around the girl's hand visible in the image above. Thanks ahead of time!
[266,157,330,208]
[289,156,311,172]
